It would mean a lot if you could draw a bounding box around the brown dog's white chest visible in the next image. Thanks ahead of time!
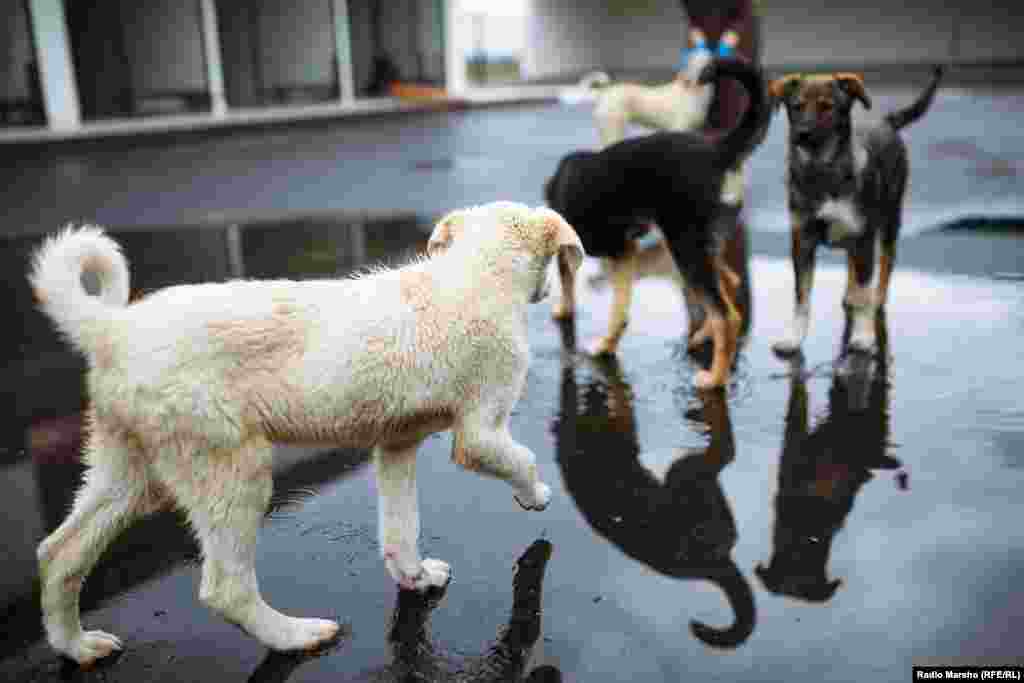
[816,197,865,246]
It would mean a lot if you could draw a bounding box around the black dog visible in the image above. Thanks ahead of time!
[769,67,943,356]
[545,57,771,390]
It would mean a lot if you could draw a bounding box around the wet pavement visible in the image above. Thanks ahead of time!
[1,209,1022,682]
[2,86,1023,238]
[3,82,1024,680]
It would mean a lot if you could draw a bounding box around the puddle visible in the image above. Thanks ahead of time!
[1,217,1023,681]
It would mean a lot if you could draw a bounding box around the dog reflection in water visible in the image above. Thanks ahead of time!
[249,539,560,683]
[757,311,900,602]
[552,332,755,648]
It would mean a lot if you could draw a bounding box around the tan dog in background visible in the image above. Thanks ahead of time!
[29,202,582,666]
[582,49,715,147]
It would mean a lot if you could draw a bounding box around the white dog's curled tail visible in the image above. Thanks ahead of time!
[29,224,130,356]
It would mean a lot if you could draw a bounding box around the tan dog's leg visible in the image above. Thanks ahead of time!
[37,427,166,666]
[594,89,628,147]
[376,440,451,591]
[452,413,551,512]
[155,437,339,652]
[591,244,638,356]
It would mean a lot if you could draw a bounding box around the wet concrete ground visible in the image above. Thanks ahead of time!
[1,213,1022,682]
[2,84,1022,238]
[1,87,1023,681]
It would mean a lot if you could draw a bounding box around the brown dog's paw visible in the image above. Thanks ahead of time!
[588,336,619,357]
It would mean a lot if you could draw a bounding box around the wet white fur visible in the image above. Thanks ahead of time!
[817,197,866,244]
[29,202,583,666]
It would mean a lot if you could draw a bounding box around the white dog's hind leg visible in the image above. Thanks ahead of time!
[161,437,339,652]
[452,418,551,512]
[37,428,165,666]
[375,441,450,591]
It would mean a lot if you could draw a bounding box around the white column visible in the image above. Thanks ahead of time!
[28,0,80,130]
[444,0,467,95]
[331,0,355,102]
[199,0,227,117]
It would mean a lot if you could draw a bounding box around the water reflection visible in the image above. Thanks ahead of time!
[552,322,755,649]
[757,311,901,602]
[333,539,559,683]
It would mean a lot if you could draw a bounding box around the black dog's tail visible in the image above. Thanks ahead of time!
[885,65,944,131]
[698,57,772,172]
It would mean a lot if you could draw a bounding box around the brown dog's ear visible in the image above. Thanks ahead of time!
[427,209,468,257]
[835,72,872,110]
[768,75,803,109]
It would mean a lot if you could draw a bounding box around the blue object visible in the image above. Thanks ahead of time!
[635,228,663,251]
[678,42,711,71]
[717,42,734,58]
[677,48,690,71]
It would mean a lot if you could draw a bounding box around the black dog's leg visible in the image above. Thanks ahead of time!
[689,254,740,350]
[876,212,901,308]
[676,251,736,390]
[773,218,818,355]
[591,243,638,356]
[845,234,878,352]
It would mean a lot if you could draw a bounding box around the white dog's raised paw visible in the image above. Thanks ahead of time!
[514,481,551,511]
[58,630,123,667]
[411,558,451,591]
[269,617,341,652]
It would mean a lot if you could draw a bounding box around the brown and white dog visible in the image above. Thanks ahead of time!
[29,202,582,666]
[769,67,943,355]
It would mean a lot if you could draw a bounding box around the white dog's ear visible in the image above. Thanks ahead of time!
[536,208,583,276]
[427,209,468,256]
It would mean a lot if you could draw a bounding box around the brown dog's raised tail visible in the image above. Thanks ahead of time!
[697,57,772,173]
[884,65,944,131]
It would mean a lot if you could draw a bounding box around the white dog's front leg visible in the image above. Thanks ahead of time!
[375,442,450,592]
[452,419,551,511]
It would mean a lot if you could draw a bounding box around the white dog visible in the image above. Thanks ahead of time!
[582,49,715,148]
[29,201,583,666]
